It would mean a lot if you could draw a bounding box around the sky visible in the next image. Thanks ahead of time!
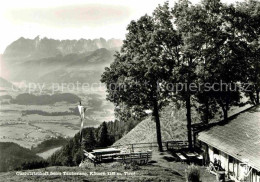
[0,0,242,54]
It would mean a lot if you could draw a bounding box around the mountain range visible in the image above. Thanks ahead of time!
[1,37,122,84]
[3,36,122,60]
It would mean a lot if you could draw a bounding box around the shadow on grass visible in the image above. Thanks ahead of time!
[163,156,176,162]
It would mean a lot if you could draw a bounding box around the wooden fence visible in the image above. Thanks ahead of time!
[112,140,189,152]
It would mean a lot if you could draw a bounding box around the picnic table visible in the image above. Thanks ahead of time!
[92,148,121,162]
[166,141,189,151]
[185,152,197,158]
[174,151,203,164]
[92,148,121,155]
[183,152,199,164]
[84,148,152,165]
[114,150,152,164]
[176,153,187,162]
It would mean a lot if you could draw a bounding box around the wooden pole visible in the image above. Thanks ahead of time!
[228,156,230,178]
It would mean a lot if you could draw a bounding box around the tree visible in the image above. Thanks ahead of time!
[84,128,96,151]
[98,122,110,147]
[73,150,83,165]
[62,139,74,166]
[172,0,202,149]
[101,3,180,151]
[101,15,164,151]
[178,0,247,124]
[192,0,221,124]
[211,2,248,121]
[234,0,260,105]
[102,0,256,150]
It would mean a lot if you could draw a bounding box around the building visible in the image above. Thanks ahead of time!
[197,105,260,182]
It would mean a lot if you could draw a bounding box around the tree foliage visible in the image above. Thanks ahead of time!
[48,124,117,166]
[101,2,181,151]
[101,0,260,150]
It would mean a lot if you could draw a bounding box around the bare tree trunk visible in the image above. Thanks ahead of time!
[224,94,229,122]
[186,96,193,150]
[153,99,163,152]
[223,108,228,122]
[256,90,259,105]
[205,97,209,124]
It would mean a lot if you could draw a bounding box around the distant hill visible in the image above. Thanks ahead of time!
[0,95,12,100]
[0,77,13,88]
[2,36,120,83]
[36,48,114,84]
[0,77,17,90]
[31,137,68,154]
[66,48,114,67]
[0,142,42,172]
[11,93,80,105]
[3,48,115,83]
[3,36,122,60]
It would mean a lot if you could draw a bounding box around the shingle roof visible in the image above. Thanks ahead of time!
[198,105,260,171]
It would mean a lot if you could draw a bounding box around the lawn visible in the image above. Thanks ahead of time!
[0,150,216,182]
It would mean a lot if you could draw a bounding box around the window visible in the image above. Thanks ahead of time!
[229,156,234,173]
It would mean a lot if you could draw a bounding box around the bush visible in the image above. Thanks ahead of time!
[124,161,141,171]
[20,160,49,170]
[73,150,84,165]
[185,165,201,182]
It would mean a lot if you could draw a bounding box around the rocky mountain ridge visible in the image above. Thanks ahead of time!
[3,36,122,60]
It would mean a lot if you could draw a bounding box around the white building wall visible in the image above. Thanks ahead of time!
[208,146,214,163]
[206,143,260,182]
[220,151,229,171]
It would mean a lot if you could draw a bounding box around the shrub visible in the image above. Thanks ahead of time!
[124,161,141,171]
[20,160,49,170]
[185,164,201,182]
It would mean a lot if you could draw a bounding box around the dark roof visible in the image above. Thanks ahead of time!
[198,105,260,171]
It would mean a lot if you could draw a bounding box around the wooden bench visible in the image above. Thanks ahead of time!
[166,141,189,151]
[176,152,187,162]
[115,151,152,165]
[84,150,99,165]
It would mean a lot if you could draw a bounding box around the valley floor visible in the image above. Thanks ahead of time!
[0,150,216,182]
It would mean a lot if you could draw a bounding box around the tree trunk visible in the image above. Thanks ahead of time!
[224,95,229,122]
[223,108,228,122]
[204,97,209,124]
[249,91,256,105]
[256,90,259,105]
[186,57,193,150]
[153,99,163,152]
[186,95,193,150]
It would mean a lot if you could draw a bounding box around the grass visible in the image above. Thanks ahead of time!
[0,150,216,182]
[0,163,186,182]
[0,93,113,150]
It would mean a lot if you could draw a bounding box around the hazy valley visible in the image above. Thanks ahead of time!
[0,36,121,160]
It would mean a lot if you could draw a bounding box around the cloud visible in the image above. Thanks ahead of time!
[5,4,133,28]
